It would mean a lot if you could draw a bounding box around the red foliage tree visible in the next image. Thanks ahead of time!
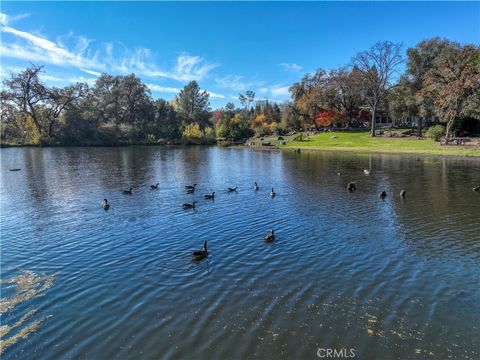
[315,110,346,127]
[211,110,223,124]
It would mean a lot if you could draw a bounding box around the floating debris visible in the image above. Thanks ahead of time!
[415,349,435,356]
[0,271,55,356]
[0,315,52,355]
[0,309,38,338]
[0,271,55,315]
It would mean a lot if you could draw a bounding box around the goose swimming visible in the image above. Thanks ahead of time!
[102,199,110,210]
[204,192,215,200]
[182,201,197,209]
[264,229,275,242]
[192,241,208,260]
[122,188,133,195]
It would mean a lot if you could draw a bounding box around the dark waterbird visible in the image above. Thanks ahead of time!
[473,186,480,192]
[204,192,215,200]
[9,168,21,171]
[347,182,356,192]
[380,191,387,199]
[264,229,275,242]
[150,183,159,190]
[185,184,197,190]
[102,199,110,210]
[182,201,197,209]
[228,187,238,192]
[400,190,406,198]
[337,172,342,176]
[192,241,208,261]
[254,182,259,191]
[186,187,196,194]
[270,188,276,197]
[122,188,133,195]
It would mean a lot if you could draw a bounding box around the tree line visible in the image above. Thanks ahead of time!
[288,38,479,138]
[1,37,479,146]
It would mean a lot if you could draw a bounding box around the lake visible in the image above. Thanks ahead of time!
[1,146,479,359]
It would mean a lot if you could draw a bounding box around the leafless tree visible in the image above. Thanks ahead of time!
[238,90,255,112]
[0,64,47,132]
[353,41,403,136]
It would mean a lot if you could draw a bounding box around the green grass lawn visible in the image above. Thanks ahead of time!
[284,131,480,157]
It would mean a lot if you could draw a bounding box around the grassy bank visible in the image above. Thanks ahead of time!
[282,131,480,157]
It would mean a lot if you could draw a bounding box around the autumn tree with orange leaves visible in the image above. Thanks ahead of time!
[421,44,480,138]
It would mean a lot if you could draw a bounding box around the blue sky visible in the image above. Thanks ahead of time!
[1,1,479,108]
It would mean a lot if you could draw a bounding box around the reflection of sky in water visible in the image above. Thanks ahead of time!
[0,147,479,359]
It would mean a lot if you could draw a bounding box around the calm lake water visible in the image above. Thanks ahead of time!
[1,146,479,359]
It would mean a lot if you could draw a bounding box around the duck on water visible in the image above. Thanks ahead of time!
[102,199,110,210]
[204,192,215,200]
[183,201,197,209]
[347,182,356,192]
[192,241,208,261]
[123,188,133,195]
[264,229,275,242]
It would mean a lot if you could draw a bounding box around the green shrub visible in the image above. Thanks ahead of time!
[254,123,273,138]
[272,122,286,136]
[293,133,306,141]
[182,123,204,144]
[182,123,217,145]
[204,126,216,144]
[145,134,158,144]
[426,125,445,141]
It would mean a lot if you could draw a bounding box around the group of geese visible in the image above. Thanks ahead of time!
[191,230,275,261]
[345,169,407,199]
[179,182,276,209]
[101,181,276,261]
[101,168,480,261]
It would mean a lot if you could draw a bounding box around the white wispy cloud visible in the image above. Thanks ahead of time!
[172,55,218,81]
[80,68,102,76]
[280,62,302,72]
[259,84,291,98]
[147,83,224,98]
[205,90,224,99]
[0,12,218,83]
[0,12,30,26]
[1,23,101,69]
[40,73,64,82]
[147,84,181,93]
[214,75,264,92]
[271,85,290,97]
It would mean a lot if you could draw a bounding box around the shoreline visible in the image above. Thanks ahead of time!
[227,144,480,159]
[2,141,479,159]
[280,145,480,159]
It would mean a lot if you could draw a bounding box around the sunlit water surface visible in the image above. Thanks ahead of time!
[1,146,479,359]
